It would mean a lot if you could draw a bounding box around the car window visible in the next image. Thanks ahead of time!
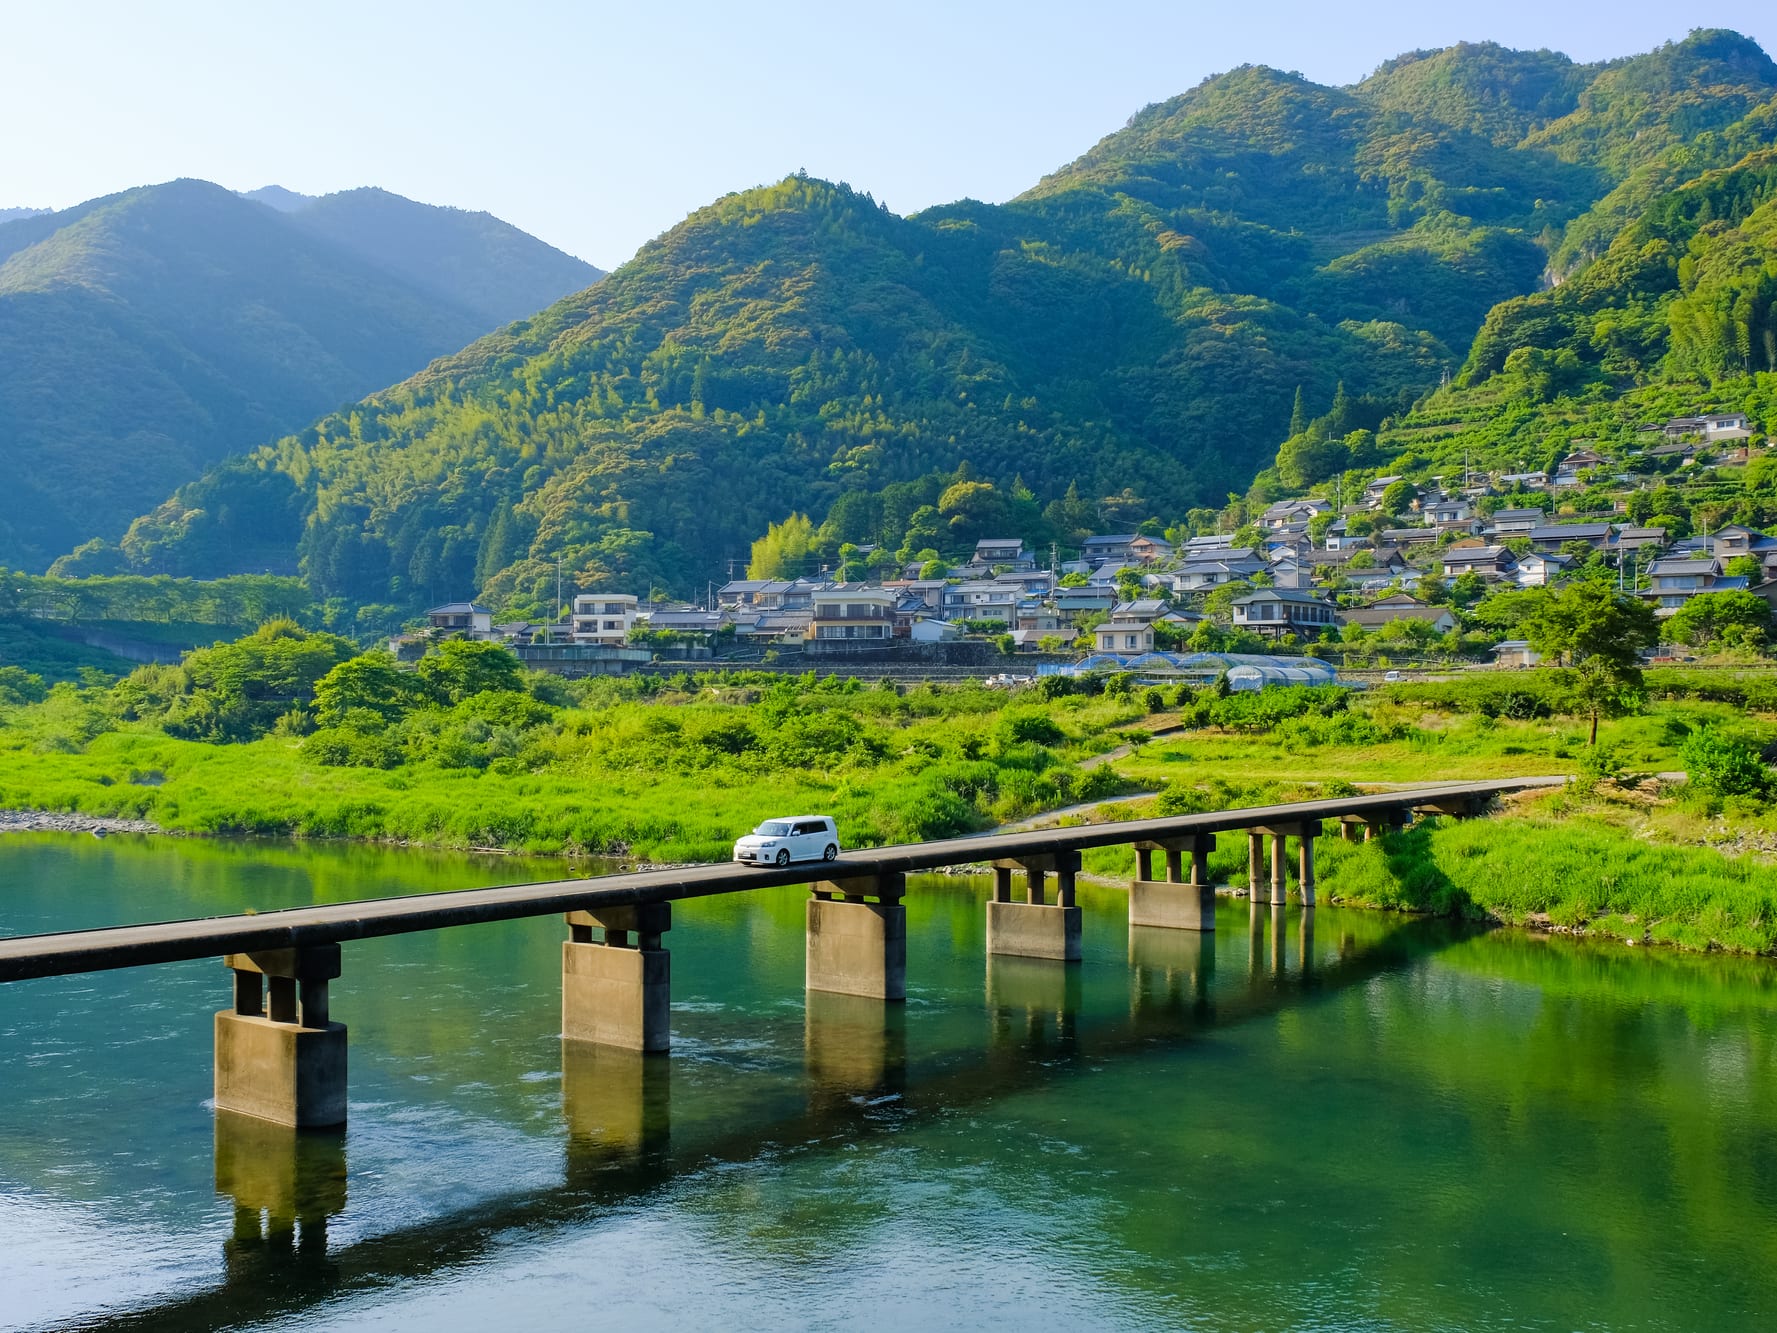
[794,821,820,835]
[756,821,792,837]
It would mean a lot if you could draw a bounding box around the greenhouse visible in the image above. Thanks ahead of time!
[1053,652,1339,690]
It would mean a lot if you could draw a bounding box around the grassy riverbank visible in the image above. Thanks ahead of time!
[4,630,1777,954]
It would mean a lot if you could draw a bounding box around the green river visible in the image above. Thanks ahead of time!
[2,831,1775,1330]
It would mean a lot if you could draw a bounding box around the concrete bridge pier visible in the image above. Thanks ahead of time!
[1342,809,1409,842]
[1129,835,1216,931]
[1252,824,1317,905]
[987,851,1082,961]
[215,945,347,1129]
[563,904,671,1052]
[807,872,907,1000]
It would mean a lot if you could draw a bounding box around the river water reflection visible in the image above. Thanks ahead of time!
[2,832,1776,1330]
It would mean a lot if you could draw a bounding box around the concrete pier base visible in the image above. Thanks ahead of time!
[807,875,906,1000]
[986,901,1082,960]
[1129,880,1217,930]
[214,1014,347,1130]
[215,946,346,1129]
[989,851,1081,960]
[564,903,671,1052]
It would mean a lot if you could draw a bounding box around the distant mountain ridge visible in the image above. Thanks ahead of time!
[68,30,1777,615]
[0,180,603,568]
[0,207,48,225]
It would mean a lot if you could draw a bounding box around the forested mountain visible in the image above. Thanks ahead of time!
[278,187,601,329]
[0,208,48,225]
[91,30,1777,616]
[0,180,601,570]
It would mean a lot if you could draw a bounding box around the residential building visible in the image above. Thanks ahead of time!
[883,579,947,612]
[1528,523,1614,553]
[1230,588,1339,638]
[1380,527,1438,549]
[1655,412,1751,440]
[1708,524,1777,560]
[1261,498,1332,529]
[570,593,640,646]
[1054,585,1118,618]
[1094,600,1168,654]
[1363,476,1406,507]
[639,608,724,635]
[716,579,773,609]
[1642,558,1748,614]
[1081,535,1138,565]
[1440,546,1518,581]
[427,602,495,637]
[973,537,1031,568]
[1553,450,1607,486]
[1615,525,1669,553]
[1341,594,1457,634]
[807,586,895,642]
[1514,553,1572,588]
[1486,507,1546,535]
[1423,497,1473,524]
[941,581,1020,620]
[1169,548,1267,592]
[1493,640,1543,668]
[1128,534,1175,564]
[909,617,961,643]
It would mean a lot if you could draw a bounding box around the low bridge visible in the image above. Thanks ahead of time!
[0,779,1554,1128]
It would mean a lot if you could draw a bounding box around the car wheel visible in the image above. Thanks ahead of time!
[823,844,837,861]
[776,848,791,866]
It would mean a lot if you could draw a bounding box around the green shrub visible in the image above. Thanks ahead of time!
[1681,728,1772,799]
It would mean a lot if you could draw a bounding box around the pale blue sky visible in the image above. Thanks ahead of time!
[3,1,1773,268]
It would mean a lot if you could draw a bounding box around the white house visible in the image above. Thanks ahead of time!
[570,593,640,645]
[427,602,495,638]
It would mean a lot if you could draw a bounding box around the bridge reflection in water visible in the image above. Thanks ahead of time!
[158,897,1454,1333]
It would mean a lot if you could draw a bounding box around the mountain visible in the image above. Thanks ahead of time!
[279,187,602,329]
[94,30,1777,613]
[0,207,48,225]
[239,185,315,212]
[0,179,602,569]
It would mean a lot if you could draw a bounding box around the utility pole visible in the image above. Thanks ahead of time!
[556,555,563,624]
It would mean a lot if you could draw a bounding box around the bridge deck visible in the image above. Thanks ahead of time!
[0,779,1556,981]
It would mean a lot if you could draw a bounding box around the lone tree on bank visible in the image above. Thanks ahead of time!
[1524,582,1659,745]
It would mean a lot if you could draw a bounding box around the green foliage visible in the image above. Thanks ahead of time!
[1681,726,1774,797]
[1666,589,1773,648]
[155,620,358,742]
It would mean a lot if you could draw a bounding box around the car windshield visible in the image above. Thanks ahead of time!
[754,821,793,838]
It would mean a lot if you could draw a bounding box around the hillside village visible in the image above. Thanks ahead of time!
[403,410,1777,676]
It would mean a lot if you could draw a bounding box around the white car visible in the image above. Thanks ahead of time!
[733,816,840,867]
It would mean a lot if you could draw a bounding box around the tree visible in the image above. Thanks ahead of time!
[415,640,524,705]
[1379,480,1416,515]
[1524,583,1659,744]
[1666,590,1772,650]
[313,651,423,729]
[749,513,820,579]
